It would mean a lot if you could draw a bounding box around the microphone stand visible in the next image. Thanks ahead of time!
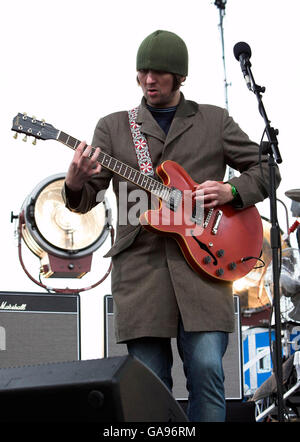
[245,57,285,421]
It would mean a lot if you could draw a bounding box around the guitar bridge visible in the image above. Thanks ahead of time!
[203,209,214,228]
[212,210,223,235]
[166,187,182,212]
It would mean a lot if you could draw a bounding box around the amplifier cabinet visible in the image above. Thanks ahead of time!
[104,294,243,400]
[0,291,80,368]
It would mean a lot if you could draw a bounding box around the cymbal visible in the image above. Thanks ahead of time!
[285,189,300,202]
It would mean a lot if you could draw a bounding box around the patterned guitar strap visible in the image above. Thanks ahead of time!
[128,107,155,177]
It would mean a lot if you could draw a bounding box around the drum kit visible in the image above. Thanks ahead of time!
[235,189,300,419]
[233,188,300,327]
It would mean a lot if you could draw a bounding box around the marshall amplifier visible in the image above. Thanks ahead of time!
[0,291,80,368]
[104,294,243,400]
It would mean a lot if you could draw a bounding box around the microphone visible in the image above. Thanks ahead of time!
[233,42,252,90]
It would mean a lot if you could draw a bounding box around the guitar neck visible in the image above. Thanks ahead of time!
[57,131,170,201]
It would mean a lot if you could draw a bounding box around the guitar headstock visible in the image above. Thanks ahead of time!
[11,113,59,143]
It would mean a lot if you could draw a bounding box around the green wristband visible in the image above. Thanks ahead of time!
[229,183,238,199]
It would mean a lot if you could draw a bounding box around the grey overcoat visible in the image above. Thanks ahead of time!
[63,94,281,342]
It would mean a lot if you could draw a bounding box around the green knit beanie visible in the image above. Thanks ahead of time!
[136,30,188,76]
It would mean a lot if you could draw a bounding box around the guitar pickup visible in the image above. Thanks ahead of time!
[190,200,203,225]
[166,187,182,212]
[212,210,223,235]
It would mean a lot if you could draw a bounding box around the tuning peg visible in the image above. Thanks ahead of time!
[22,135,27,142]
[13,132,18,139]
[32,138,37,145]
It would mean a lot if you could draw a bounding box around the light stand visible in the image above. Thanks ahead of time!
[214,0,236,181]
[12,173,114,294]
[242,49,285,421]
[214,0,231,110]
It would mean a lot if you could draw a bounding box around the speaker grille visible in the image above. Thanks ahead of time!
[0,291,80,368]
[104,295,243,400]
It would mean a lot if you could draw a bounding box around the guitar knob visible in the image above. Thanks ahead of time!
[216,249,225,257]
[228,262,237,271]
[216,268,224,277]
[203,255,211,264]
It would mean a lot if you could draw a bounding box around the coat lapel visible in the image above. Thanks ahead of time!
[164,95,198,148]
[136,102,166,143]
[136,94,198,149]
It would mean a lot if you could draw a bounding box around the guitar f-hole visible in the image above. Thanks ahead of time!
[190,230,218,266]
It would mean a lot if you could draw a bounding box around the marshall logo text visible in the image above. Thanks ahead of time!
[0,301,27,311]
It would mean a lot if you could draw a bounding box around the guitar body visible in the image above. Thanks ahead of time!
[140,160,263,282]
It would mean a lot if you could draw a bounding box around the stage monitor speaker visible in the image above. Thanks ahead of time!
[0,355,188,422]
[0,291,80,368]
[104,294,243,400]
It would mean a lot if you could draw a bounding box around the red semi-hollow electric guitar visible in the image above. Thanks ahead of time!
[12,113,263,282]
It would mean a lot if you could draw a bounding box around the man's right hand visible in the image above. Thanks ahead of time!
[65,141,102,191]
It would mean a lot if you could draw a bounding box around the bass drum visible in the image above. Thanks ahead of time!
[233,217,289,325]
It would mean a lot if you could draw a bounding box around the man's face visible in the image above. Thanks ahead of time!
[137,69,181,108]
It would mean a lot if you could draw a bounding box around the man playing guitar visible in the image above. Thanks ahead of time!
[63,30,281,421]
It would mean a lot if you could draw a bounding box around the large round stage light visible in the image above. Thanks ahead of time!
[19,173,112,279]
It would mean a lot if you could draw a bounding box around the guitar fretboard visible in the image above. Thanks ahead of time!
[57,131,171,201]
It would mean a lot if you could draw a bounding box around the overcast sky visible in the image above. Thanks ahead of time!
[1,0,300,358]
